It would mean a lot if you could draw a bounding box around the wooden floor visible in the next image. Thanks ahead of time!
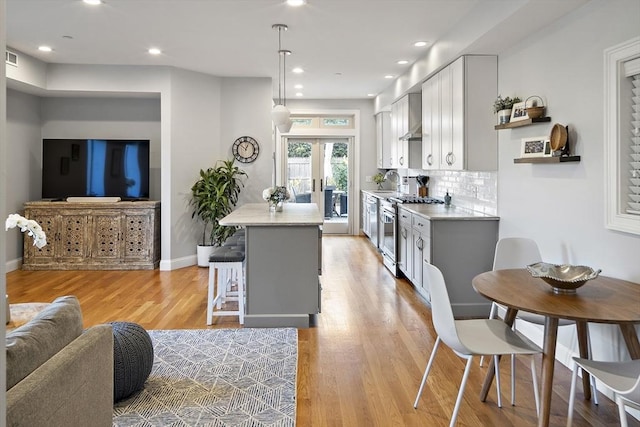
[6,236,637,427]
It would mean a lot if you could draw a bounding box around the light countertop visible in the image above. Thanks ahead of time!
[219,203,323,226]
[398,203,499,220]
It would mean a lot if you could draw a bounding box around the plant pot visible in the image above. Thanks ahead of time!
[497,109,512,125]
[197,245,216,267]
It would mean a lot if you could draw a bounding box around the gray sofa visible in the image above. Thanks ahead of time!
[5,296,114,427]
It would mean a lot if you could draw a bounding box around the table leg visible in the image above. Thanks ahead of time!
[619,323,640,359]
[538,316,559,427]
[575,321,591,400]
[480,307,518,401]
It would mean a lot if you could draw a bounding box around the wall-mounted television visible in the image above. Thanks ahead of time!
[42,139,150,200]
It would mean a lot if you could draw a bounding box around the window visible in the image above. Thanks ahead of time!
[290,115,354,129]
[604,37,640,235]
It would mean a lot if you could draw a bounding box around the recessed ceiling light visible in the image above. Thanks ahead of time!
[83,0,102,5]
[294,84,303,89]
[38,46,53,52]
[384,75,394,79]
[292,67,304,74]
[286,0,307,6]
[295,92,304,97]
[148,48,162,55]
[397,60,409,65]
[367,93,376,97]
[414,41,428,47]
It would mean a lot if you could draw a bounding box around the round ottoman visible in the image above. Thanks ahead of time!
[110,321,154,402]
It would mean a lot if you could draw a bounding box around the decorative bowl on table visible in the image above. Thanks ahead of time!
[526,262,601,294]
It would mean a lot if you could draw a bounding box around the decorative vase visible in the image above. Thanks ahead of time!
[377,183,384,190]
[196,245,216,267]
[497,109,512,125]
[269,200,283,212]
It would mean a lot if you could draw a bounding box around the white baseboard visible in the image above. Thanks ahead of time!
[5,258,22,273]
[160,255,197,271]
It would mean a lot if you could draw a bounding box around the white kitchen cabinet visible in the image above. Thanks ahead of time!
[397,207,412,278]
[376,111,393,168]
[391,93,421,169]
[421,55,497,171]
[421,74,440,170]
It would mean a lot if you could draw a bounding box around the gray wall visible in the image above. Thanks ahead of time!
[5,60,273,269]
[497,0,640,364]
[5,90,41,266]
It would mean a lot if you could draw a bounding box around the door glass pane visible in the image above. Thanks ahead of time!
[287,141,312,203]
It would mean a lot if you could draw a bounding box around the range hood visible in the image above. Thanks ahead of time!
[399,122,422,141]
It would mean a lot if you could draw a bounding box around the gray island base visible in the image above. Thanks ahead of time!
[219,203,323,328]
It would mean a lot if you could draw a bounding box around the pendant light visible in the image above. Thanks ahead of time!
[272,24,292,129]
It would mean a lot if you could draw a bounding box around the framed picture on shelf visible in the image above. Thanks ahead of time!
[521,136,552,158]
[510,101,529,122]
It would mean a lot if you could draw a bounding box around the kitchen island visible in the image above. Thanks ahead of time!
[219,203,323,328]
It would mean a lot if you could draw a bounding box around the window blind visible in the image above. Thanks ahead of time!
[624,58,640,215]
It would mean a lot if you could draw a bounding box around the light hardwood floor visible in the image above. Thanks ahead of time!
[6,236,637,426]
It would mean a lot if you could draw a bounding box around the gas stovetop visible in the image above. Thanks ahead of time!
[388,195,444,204]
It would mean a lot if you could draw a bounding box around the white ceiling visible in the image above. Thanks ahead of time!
[6,0,588,100]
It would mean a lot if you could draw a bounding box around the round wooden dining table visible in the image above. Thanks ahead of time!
[472,269,640,427]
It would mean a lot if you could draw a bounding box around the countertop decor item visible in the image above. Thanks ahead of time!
[5,213,47,248]
[526,262,601,294]
[525,95,545,119]
[373,173,386,190]
[263,186,290,212]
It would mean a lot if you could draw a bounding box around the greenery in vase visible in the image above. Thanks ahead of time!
[263,186,290,204]
[493,95,522,114]
[373,173,386,188]
[190,159,247,246]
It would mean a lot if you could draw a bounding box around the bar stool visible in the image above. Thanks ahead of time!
[207,245,245,325]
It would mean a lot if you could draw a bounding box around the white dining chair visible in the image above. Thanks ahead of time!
[567,358,640,427]
[481,237,598,406]
[414,263,541,426]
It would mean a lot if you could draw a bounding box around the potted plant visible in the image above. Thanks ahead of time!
[493,95,521,125]
[373,173,386,190]
[190,159,247,266]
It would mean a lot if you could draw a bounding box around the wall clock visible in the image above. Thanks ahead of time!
[232,136,260,163]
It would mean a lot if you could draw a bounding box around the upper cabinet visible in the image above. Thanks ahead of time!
[376,111,393,168]
[391,93,422,169]
[421,55,498,171]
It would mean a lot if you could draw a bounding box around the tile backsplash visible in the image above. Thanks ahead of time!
[401,169,497,215]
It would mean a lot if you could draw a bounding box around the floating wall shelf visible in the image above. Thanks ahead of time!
[495,117,552,130]
[513,156,581,164]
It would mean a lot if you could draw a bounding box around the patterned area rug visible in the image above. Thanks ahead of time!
[113,328,297,427]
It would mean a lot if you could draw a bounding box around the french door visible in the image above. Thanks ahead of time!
[285,137,351,234]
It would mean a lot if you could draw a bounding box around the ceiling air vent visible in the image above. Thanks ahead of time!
[5,50,18,67]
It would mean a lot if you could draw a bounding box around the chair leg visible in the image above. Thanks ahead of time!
[237,262,245,325]
[206,262,215,325]
[530,356,540,417]
[414,337,441,408]
[567,361,579,427]
[587,333,599,405]
[617,395,629,427]
[450,357,474,427]
[494,355,502,408]
[511,354,516,405]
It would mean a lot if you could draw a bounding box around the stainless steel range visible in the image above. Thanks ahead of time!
[380,195,444,276]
